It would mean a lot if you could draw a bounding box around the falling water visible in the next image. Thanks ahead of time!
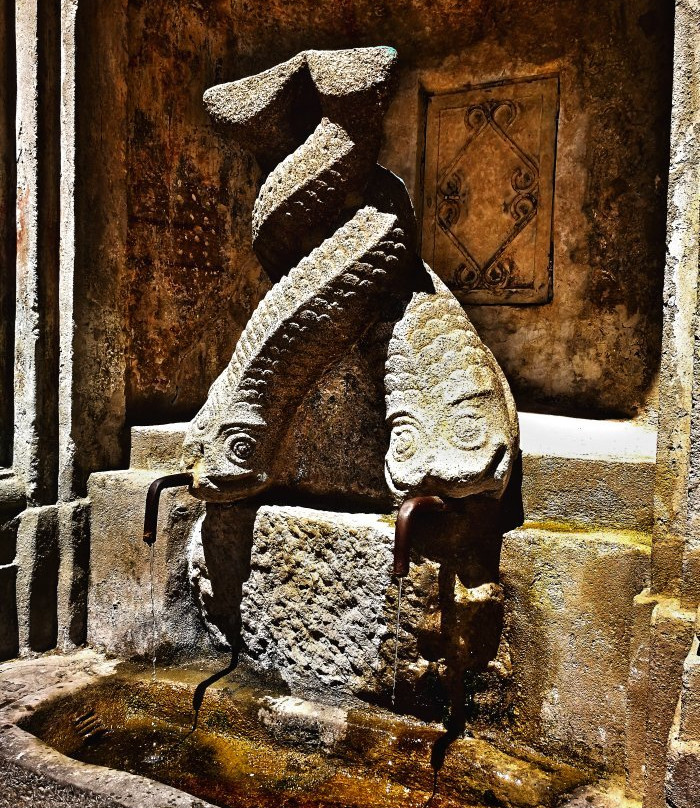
[391,577,403,707]
[148,544,157,682]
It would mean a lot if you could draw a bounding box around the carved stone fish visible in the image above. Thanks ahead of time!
[183,206,412,501]
[384,266,519,502]
[184,45,519,507]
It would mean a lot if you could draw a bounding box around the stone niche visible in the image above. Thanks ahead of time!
[125,0,671,427]
[86,0,673,783]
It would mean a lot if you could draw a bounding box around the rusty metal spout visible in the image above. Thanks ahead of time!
[143,473,193,545]
[393,495,447,578]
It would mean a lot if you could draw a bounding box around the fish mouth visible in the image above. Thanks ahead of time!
[189,470,269,503]
[424,444,510,500]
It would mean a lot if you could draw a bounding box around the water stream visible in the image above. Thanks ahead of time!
[391,577,403,707]
[148,544,157,682]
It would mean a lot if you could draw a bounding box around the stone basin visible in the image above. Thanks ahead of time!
[0,651,636,808]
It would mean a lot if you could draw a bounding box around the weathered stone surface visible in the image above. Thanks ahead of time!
[384,266,518,501]
[15,506,59,654]
[129,422,188,473]
[640,599,696,808]
[625,589,659,797]
[519,412,657,532]
[499,526,650,769]
[0,561,18,661]
[189,504,507,718]
[56,500,89,650]
[665,633,700,808]
[87,470,206,661]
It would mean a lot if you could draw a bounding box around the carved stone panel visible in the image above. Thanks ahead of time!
[421,76,559,305]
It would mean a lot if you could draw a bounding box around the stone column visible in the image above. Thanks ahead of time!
[2,0,129,658]
[629,1,700,805]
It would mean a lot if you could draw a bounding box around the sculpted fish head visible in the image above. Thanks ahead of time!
[182,393,273,502]
[384,267,519,503]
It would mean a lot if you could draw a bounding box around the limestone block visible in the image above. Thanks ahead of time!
[678,635,700,740]
[665,634,700,807]
[0,515,18,659]
[189,503,505,718]
[129,423,187,472]
[641,599,695,808]
[87,470,206,660]
[625,589,659,797]
[500,526,650,770]
[56,500,90,650]
[15,506,59,653]
[0,562,18,660]
[519,412,655,532]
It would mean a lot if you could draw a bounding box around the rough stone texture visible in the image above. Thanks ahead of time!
[15,506,59,654]
[185,46,518,507]
[625,589,659,797]
[650,0,700,600]
[0,0,14,470]
[0,561,17,661]
[56,500,90,650]
[189,503,509,720]
[522,456,655,532]
[87,470,207,661]
[666,635,700,807]
[13,0,60,507]
[639,599,695,808]
[58,0,130,499]
[384,266,518,501]
[499,526,650,770]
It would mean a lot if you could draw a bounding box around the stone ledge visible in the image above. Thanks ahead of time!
[126,413,655,530]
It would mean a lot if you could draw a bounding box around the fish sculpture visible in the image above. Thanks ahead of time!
[183,47,419,501]
[183,46,518,505]
[384,265,518,502]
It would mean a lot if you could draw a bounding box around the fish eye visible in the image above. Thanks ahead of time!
[225,433,256,464]
[390,422,419,462]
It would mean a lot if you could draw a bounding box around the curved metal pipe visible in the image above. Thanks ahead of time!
[393,495,447,578]
[143,473,193,545]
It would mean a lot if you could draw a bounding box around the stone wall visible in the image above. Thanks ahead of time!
[124,0,672,425]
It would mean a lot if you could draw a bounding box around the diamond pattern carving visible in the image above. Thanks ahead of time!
[422,76,559,305]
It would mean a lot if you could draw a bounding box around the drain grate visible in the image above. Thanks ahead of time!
[73,709,108,742]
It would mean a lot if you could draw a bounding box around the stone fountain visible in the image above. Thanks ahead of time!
[0,25,680,807]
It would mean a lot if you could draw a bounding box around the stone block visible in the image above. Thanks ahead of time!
[664,633,700,808]
[190,503,506,719]
[87,470,206,661]
[677,634,700,741]
[500,526,650,770]
[15,506,59,653]
[57,500,90,650]
[0,562,18,660]
[625,588,659,797]
[641,599,695,808]
[519,412,655,532]
[129,423,187,472]
[0,516,18,660]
